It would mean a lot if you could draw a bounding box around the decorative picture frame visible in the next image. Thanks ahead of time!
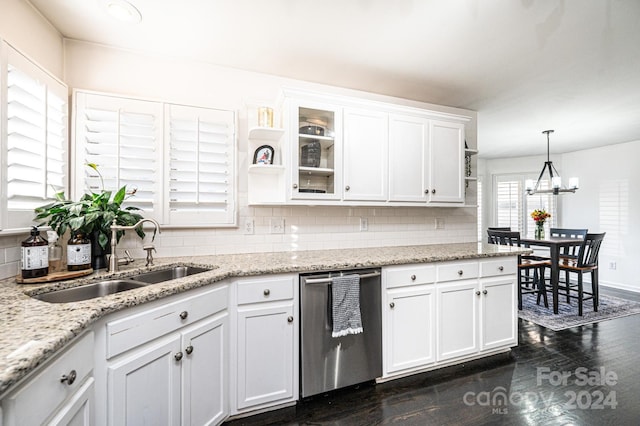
[253,145,274,165]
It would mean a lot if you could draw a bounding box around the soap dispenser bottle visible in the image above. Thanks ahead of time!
[47,230,63,273]
[21,226,49,279]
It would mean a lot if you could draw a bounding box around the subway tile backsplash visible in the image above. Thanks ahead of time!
[0,202,477,279]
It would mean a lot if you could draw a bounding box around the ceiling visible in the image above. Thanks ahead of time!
[28,0,640,158]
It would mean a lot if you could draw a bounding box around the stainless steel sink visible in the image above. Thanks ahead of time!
[126,266,210,284]
[33,280,148,303]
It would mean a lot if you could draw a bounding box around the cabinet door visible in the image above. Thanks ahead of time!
[236,303,294,409]
[429,120,465,203]
[46,378,94,426]
[343,107,389,201]
[181,313,228,426]
[437,280,479,361]
[290,100,342,201]
[385,286,435,374]
[108,337,181,426]
[388,114,429,202]
[480,277,517,351]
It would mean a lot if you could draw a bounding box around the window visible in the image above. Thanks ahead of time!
[492,173,557,238]
[1,41,68,231]
[73,91,236,227]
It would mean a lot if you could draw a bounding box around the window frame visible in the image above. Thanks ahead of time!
[0,40,69,233]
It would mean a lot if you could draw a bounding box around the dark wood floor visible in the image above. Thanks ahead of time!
[225,287,640,425]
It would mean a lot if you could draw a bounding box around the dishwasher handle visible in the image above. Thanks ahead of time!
[303,271,381,285]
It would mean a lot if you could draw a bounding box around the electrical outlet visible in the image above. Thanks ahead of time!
[243,219,254,235]
[270,218,285,234]
[435,218,445,230]
[360,217,369,231]
[609,261,617,270]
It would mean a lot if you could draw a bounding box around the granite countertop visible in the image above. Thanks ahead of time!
[0,242,528,396]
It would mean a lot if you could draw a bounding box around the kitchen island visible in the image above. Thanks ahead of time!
[0,242,528,424]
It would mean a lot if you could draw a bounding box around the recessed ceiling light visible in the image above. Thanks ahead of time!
[103,0,142,24]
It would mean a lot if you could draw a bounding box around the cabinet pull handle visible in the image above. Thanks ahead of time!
[179,311,189,320]
[185,345,194,355]
[175,352,184,361]
[345,185,350,191]
[264,289,270,296]
[287,316,294,323]
[483,289,488,295]
[293,183,298,189]
[475,291,481,296]
[60,370,77,386]
[390,302,395,308]
[499,266,504,271]
[432,189,436,194]
[410,274,416,281]
[458,270,463,276]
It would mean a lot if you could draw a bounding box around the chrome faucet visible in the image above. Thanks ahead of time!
[109,218,161,272]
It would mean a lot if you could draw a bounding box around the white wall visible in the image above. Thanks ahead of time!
[561,140,640,292]
[482,140,640,292]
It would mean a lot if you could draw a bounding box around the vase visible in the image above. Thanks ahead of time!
[535,222,545,240]
[91,231,111,270]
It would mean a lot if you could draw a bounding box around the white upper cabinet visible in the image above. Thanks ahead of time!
[428,120,465,203]
[343,107,389,201]
[248,89,472,207]
[388,114,429,202]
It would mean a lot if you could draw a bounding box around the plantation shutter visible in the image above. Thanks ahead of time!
[494,175,522,231]
[165,104,236,225]
[523,176,557,238]
[73,92,162,220]
[4,44,68,229]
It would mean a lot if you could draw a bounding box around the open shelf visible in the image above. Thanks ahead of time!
[248,127,285,141]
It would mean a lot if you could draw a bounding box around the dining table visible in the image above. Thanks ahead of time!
[520,236,584,314]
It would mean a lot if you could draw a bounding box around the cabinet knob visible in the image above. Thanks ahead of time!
[179,311,189,320]
[499,266,504,271]
[174,352,183,361]
[458,270,463,276]
[287,316,294,323]
[425,189,429,194]
[60,370,77,386]
[293,183,298,189]
[345,185,350,191]
[264,289,270,296]
[410,274,416,281]
[185,345,194,355]
[483,289,488,295]
[432,189,436,194]
[475,290,481,296]
[390,302,395,308]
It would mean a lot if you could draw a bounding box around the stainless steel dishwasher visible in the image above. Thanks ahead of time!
[300,268,382,398]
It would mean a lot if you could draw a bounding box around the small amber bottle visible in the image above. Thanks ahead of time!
[67,233,91,271]
[21,226,49,279]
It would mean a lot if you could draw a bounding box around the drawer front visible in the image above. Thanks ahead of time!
[480,258,518,277]
[384,264,436,289]
[437,261,479,282]
[5,332,94,426]
[237,275,294,305]
[106,285,228,358]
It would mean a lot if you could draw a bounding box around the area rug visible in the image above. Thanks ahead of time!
[518,293,640,331]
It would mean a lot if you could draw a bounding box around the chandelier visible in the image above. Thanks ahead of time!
[525,130,579,195]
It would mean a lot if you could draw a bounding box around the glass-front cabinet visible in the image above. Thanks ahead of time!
[289,101,342,200]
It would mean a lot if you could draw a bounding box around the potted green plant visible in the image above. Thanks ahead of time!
[34,163,150,269]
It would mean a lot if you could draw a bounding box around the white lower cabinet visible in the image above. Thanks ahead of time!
[1,332,95,426]
[436,259,518,363]
[232,274,298,414]
[101,284,229,426]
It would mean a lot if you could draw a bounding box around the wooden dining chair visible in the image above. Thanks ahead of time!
[487,230,551,310]
[550,228,588,289]
[557,232,606,316]
[486,227,510,243]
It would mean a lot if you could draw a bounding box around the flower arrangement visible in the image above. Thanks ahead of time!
[530,209,551,224]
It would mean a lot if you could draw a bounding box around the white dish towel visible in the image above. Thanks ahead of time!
[331,274,363,337]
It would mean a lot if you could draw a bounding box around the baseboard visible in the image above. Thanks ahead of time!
[599,281,640,294]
